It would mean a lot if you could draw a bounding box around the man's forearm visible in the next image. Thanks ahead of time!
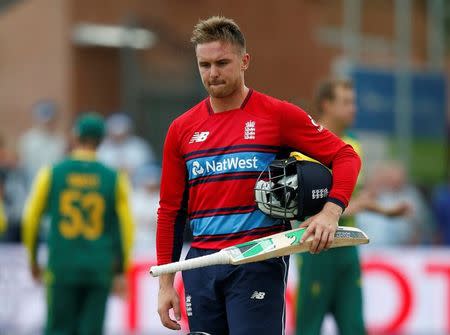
[323,201,344,221]
[159,273,176,288]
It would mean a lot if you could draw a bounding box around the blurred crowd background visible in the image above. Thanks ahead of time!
[0,0,448,249]
[0,0,449,334]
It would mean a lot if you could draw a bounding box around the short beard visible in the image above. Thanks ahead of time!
[205,79,240,98]
[207,86,232,98]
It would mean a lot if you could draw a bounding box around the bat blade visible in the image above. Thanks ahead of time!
[225,226,369,264]
[150,226,369,276]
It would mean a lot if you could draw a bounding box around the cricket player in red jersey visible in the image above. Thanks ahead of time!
[156,16,361,334]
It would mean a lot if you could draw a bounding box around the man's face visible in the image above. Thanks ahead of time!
[326,86,356,128]
[196,40,249,98]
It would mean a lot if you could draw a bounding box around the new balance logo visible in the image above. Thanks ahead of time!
[189,131,209,143]
[312,188,329,199]
[250,291,266,300]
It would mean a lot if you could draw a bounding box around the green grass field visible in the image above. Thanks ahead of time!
[389,138,448,187]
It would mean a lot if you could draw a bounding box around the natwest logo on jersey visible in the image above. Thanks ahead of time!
[188,153,260,179]
[191,157,258,177]
[191,161,204,176]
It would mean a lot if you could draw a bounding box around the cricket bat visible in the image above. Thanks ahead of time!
[150,226,369,277]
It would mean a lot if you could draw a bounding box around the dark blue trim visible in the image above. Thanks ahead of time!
[183,144,280,159]
[326,197,346,212]
[189,170,261,182]
[205,99,214,115]
[189,205,257,219]
[189,172,261,187]
[205,88,253,115]
[190,205,256,217]
[240,88,253,109]
[193,224,286,243]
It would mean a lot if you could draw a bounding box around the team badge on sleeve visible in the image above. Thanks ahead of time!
[308,115,324,132]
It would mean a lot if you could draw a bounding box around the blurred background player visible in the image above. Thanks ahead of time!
[357,160,435,246]
[295,79,410,335]
[0,177,6,236]
[97,112,156,178]
[0,133,27,243]
[432,173,450,245]
[0,138,12,237]
[17,100,67,187]
[22,113,134,335]
[131,163,160,253]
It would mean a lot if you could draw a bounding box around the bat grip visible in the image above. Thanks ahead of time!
[150,251,231,277]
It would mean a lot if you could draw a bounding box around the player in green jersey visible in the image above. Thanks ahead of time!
[295,79,409,335]
[22,113,134,335]
[0,199,6,235]
[0,168,7,236]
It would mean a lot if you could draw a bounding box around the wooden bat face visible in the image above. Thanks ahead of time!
[225,226,368,265]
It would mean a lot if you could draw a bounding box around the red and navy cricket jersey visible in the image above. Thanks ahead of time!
[157,89,361,265]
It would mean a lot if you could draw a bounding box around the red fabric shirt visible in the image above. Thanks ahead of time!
[157,89,361,265]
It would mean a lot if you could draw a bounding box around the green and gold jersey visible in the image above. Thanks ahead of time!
[22,150,134,283]
[0,200,6,235]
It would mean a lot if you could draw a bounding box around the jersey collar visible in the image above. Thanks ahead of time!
[206,88,254,115]
[71,149,97,161]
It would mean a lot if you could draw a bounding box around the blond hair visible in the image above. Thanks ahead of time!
[313,79,353,119]
[191,16,246,52]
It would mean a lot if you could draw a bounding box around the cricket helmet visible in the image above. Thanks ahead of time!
[254,152,332,220]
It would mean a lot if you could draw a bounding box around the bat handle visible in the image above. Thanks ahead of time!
[150,251,231,277]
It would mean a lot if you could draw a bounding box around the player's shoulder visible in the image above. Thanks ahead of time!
[95,160,117,174]
[51,156,71,170]
[251,90,290,109]
[247,90,299,119]
[93,161,123,182]
[172,98,208,127]
[56,157,117,176]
